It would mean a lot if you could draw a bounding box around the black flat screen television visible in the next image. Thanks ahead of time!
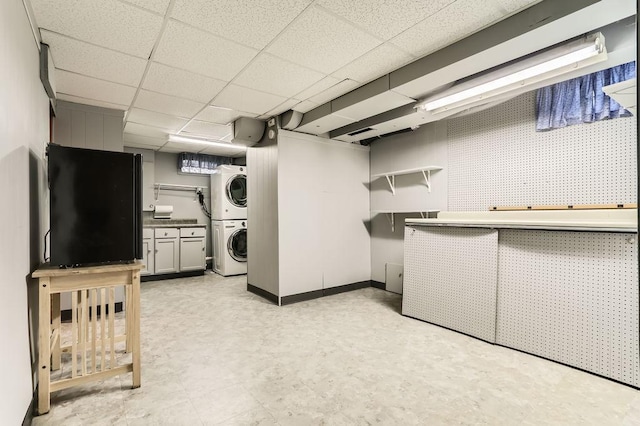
[48,144,142,266]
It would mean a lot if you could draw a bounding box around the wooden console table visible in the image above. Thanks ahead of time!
[32,261,143,415]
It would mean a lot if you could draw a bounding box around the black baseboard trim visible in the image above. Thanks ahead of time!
[247,283,279,305]
[371,280,386,290]
[61,302,123,322]
[22,392,35,425]
[280,280,375,306]
[141,270,204,282]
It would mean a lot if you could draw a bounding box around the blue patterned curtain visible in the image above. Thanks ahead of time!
[178,152,232,174]
[536,61,635,131]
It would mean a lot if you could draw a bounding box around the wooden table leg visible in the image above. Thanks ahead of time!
[125,284,132,353]
[38,277,51,415]
[51,293,61,371]
[131,272,141,388]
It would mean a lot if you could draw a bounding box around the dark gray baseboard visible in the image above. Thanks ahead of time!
[22,392,35,425]
[280,280,375,306]
[141,269,204,282]
[61,302,123,322]
[371,280,386,290]
[247,283,278,304]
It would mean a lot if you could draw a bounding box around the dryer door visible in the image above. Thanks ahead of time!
[227,228,247,262]
[226,174,247,208]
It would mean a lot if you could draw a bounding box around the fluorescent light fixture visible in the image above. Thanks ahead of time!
[417,33,607,114]
[167,134,247,151]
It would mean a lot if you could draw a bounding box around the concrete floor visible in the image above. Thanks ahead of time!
[33,272,640,425]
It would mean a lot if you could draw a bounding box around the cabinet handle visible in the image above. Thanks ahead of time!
[202,247,205,251]
[155,250,158,253]
[164,232,167,236]
[191,231,194,235]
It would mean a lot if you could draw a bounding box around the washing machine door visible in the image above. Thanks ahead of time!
[226,174,247,208]
[227,228,247,262]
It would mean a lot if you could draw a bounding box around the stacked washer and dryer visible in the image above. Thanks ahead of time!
[210,165,247,276]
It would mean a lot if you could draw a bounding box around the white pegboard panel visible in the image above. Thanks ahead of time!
[403,226,498,342]
[447,91,637,211]
[496,230,639,387]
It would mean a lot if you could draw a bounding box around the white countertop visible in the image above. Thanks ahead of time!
[405,209,638,233]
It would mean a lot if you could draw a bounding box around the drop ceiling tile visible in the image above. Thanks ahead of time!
[493,0,542,14]
[265,98,301,116]
[55,69,136,106]
[41,30,146,87]
[294,75,341,100]
[195,106,257,125]
[198,145,247,157]
[296,113,354,134]
[160,141,204,153]
[390,0,506,58]
[154,20,258,81]
[30,0,163,58]
[317,0,455,40]
[292,100,319,113]
[124,122,170,139]
[142,63,227,104]
[123,140,163,150]
[266,6,381,74]
[308,79,360,105]
[134,90,205,119]
[56,93,129,111]
[181,121,232,139]
[127,108,189,132]
[120,0,171,15]
[123,132,167,148]
[332,43,415,84]
[172,0,313,49]
[234,54,325,98]
[213,85,288,115]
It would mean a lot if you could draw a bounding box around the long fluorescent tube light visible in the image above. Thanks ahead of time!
[418,33,607,113]
[167,134,246,151]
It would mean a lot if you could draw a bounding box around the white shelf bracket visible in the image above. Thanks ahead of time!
[421,170,432,192]
[385,213,395,232]
[384,175,396,195]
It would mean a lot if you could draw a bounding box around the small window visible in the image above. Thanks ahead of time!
[177,152,233,174]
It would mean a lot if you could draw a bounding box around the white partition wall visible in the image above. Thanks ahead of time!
[278,131,371,297]
[247,130,370,303]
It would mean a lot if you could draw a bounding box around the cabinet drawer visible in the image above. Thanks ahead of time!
[180,227,206,238]
[143,228,154,239]
[155,228,179,239]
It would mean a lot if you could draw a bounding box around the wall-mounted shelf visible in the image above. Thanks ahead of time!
[603,78,636,116]
[372,210,439,232]
[371,166,443,195]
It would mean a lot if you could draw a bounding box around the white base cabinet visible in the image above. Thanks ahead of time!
[143,226,206,276]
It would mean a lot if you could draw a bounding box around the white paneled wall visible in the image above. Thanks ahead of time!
[247,139,280,297]
[0,1,50,424]
[54,100,124,152]
[278,131,371,296]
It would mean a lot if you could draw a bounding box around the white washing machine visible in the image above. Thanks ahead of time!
[212,219,247,276]
[211,165,247,220]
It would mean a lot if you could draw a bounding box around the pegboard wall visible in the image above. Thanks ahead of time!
[447,91,637,211]
[496,230,639,387]
[403,226,498,342]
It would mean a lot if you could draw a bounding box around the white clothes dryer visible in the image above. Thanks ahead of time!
[212,219,247,276]
[211,165,247,220]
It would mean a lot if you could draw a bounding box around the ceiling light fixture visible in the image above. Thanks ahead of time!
[417,32,607,114]
[167,134,247,151]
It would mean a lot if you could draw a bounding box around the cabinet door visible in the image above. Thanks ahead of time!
[142,161,155,212]
[155,238,179,274]
[141,238,154,275]
[180,238,206,271]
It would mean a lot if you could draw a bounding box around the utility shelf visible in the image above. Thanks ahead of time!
[371,166,443,195]
[372,210,439,232]
[603,78,636,116]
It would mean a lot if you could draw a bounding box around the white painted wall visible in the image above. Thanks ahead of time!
[278,131,371,297]
[0,0,50,423]
[247,139,279,296]
[369,123,448,286]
